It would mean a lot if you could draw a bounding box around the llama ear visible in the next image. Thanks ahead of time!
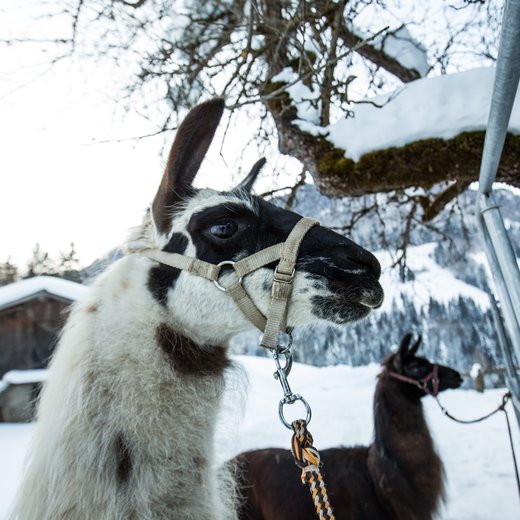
[398,333,413,358]
[409,335,422,356]
[152,98,225,235]
[235,158,266,193]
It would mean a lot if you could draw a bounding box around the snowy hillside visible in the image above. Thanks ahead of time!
[1,356,518,519]
[232,186,519,380]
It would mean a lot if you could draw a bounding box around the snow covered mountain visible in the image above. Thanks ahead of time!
[231,186,520,381]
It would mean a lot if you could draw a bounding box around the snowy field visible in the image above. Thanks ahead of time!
[1,355,519,519]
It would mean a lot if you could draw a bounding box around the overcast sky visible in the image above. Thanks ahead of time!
[0,2,302,270]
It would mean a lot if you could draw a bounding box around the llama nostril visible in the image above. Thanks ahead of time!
[364,251,381,279]
[334,244,381,278]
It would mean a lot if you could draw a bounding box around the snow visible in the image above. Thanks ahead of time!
[0,276,87,310]
[1,355,518,519]
[0,423,33,519]
[375,243,491,313]
[327,67,520,160]
[353,24,429,78]
[470,363,483,379]
[274,67,520,161]
[375,26,429,78]
[2,369,48,385]
[271,68,322,130]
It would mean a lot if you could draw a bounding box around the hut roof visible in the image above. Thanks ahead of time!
[0,276,87,311]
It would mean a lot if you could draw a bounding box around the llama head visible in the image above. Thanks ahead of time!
[386,334,463,397]
[131,99,383,345]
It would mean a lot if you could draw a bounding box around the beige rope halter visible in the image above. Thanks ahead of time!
[140,216,319,351]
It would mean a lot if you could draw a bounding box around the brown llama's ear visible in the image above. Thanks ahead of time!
[409,335,422,356]
[235,158,266,193]
[392,333,412,372]
[398,333,413,358]
[152,98,225,235]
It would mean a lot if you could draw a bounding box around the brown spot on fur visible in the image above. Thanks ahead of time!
[115,433,132,484]
[193,455,207,469]
[192,456,207,484]
[155,324,230,377]
[86,304,98,313]
[121,278,130,289]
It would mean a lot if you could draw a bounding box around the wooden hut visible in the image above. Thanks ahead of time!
[0,276,86,421]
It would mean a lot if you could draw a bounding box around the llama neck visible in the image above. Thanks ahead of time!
[368,373,444,520]
[373,375,432,457]
[14,257,236,520]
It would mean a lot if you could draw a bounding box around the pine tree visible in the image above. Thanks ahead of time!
[25,244,56,278]
[0,257,19,286]
[59,242,82,282]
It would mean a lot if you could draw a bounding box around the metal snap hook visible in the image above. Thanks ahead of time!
[274,348,293,378]
[213,260,243,292]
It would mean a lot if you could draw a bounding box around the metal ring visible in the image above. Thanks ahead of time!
[278,394,312,429]
[277,330,293,353]
[213,260,242,292]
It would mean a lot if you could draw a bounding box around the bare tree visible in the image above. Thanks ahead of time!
[3,0,513,224]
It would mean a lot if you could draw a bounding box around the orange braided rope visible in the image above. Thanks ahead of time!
[291,419,336,520]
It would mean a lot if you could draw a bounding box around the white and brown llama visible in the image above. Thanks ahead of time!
[10,99,383,520]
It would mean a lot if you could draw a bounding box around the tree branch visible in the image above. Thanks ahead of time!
[338,25,421,83]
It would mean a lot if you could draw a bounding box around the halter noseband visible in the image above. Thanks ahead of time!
[140,217,319,351]
[388,364,440,397]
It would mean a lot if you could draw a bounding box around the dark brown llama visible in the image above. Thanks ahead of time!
[234,334,463,520]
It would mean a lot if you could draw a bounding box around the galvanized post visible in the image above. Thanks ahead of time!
[476,0,520,425]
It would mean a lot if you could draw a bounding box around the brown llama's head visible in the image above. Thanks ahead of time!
[137,98,383,344]
[384,334,463,398]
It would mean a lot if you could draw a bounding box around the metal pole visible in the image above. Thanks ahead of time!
[489,294,520,426]
[476,0,520,425]
[477,0,520,194]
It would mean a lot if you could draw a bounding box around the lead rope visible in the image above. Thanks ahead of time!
[291,419,336,520]
[272,346,336,520]
[435,391,520,498]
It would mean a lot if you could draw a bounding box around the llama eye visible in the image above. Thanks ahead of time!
[406,364,425,377]
[209,221,237,239]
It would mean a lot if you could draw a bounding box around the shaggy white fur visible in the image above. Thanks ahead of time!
[9,189,332,520]
[10,99,381,520]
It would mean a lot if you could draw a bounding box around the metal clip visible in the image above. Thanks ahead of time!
[273,348,294,397]
[269,331,313,429]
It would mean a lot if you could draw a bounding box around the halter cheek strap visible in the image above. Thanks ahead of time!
[139,217,319,350]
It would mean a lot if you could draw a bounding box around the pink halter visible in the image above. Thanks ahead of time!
[388,364,440,397]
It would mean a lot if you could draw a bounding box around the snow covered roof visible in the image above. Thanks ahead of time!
[2,369,48,386]
[0,276,87,311]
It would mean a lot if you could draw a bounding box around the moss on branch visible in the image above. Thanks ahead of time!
[314,131,520,203]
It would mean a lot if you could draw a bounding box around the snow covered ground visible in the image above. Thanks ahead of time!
[1,356,518,519]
